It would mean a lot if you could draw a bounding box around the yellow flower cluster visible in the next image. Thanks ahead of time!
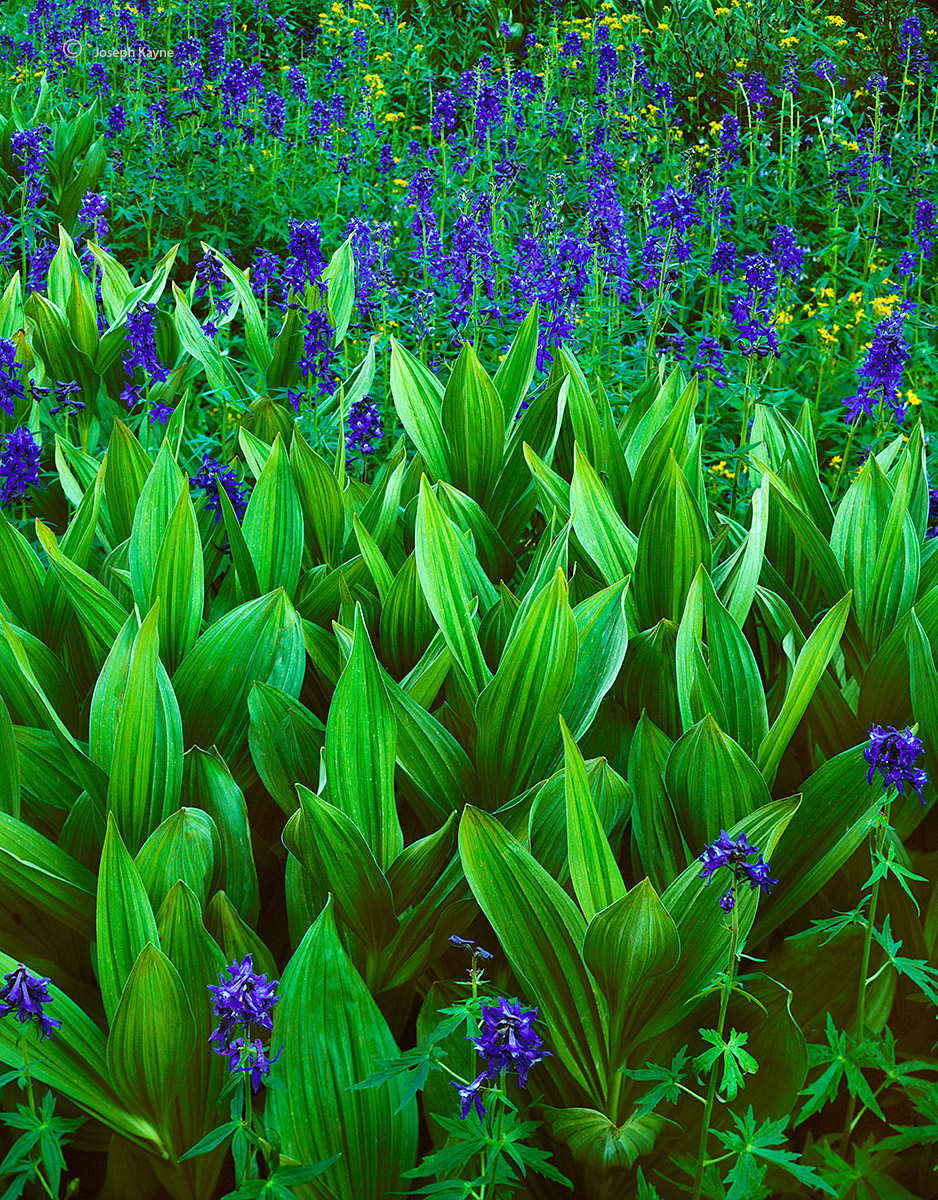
[825,14,846,26]
[363,72,386,97]
[871,293,901,319]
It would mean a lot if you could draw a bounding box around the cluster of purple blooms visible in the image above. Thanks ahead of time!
[864,725,929,803]
[346,396,383,458]
[207,954,282,1092]
[0,338,26,417]
[190,453,250,524]
[452,997,551,1121]
[842,305,913,425]
[0,964,61,1040]
[0,426,41,508]
[699,830,776,913]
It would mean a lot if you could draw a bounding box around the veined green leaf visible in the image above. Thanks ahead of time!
[562,716,626,921]
[242,433,303,597]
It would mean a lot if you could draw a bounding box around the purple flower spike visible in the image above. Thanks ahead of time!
[472,997,551,1086]
[699,830,775,897]
[452,1072,488,1121]
[0,426,41,508]
[0,964,61,1040]
[864,725,929,803]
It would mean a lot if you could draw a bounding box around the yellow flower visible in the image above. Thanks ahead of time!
[781,35,799,47]
[907,389,920,406]
[658,22,669,30]
[695,71,704,79]
[714,6,730,13]
[414,43,423,51]
[829,455,842,468]
[394,178,409,187]
[825,13,845,24]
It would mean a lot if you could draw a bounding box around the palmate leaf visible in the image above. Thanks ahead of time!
[712,1108,837,1199]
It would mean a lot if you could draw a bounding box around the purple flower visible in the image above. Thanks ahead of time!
[346,397,383,456]
[813,57,844,87]
[106,102,127,137]
[452,1072,488,1121]
[77,190,108,241]
[720,113,740,165]
[123,301,169,383]
[148,400,173,425]
[708,240,737,285]
[719,891,736,912]
[207,954,280,1053]
[298,307,337,397]
[49,380,83,417]
[194,248,228,300]
[913,199,936,261]
[281,219,326,296]
[781,52,799,95]
[471,997,551,1086]
[250,247,280,298]
[0,964,61,1041]
[0,338,26,417]
[864,724,929,803]
[771,224,804,278]
[699,830,777,894]
[0,426,41,508]
[693,336,728,388]
[10,126,51,207]
[223,1036,283,1092]
[190,454,249,524]
[896,250,917,281]
[842,307,912,425]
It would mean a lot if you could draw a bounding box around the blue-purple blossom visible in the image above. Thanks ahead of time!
[194,248,228,300]
[346,397,382,456]
[708,240,737,285]
[208,954,280,1052]
[452,1073,488,1121]
[77,191,108,241]
[190,453,249,523]
[913,199,936,261]
[222,1036,282,1093]
[864,724,929,803]
[471,997,550,1086]
[0,426,41,508]
[693,336,728,388]
[842,307,912,424]
[699,830,777,895]
[0,964,61,1041]
[0,338,26,417]
[123,301,169,383]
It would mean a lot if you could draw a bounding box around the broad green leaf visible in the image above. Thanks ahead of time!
[562,716,627,921]
[173,590,305,782]
[414,476,492,700]
[459,806,608,1101]
[106,943,196,1150]
[128,442,186,614]
[475,568,578,808]
[247,682,324,816]
[539,1106,668,1173]
[103,419,154,546]
[633,450,711,629]
[389,336,450,481]
[97,812,160,1026]
[0,509,45,637]
[284,785,397,951]
[440,341,504,506]
[570,443,637,586]
[0,810,96,938]
[242,433,303,597]
[581,880,680,1070]
[628,372,699,530]
[290,431,343,568]
[180,747,260,925]
[492,301,539,430]
[757,593,852,789]
[107,602,184,855]
[266,899,417,1200]
[135,807,219,915]
[149,478,203,673]
[325,605,402,870]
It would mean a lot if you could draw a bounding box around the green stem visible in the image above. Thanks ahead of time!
[691,898,740,1200]
[832,418,859,503]
[22,1043,56,1200]
[730,354,755,514]
[840,800,891,1151]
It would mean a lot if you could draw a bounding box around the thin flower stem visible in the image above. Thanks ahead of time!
[691,890,740,1200]
[22,1042,56,1200]
[840,799,891,1152]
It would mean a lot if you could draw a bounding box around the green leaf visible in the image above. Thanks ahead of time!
[756,592,852,788]
[247,682,324,817]
[200,242,271,373]
[284,785,397,951]
[106,943,197,1148]
[173,590,305,784]
[325,605,402,870]
[290,431,344,568]
[492,302,539,431]
[475,568,578,808]
[135,807,219,914]
[458,805,608,1100]
[320,232,356,345]
[538,1106,668,1173]
[440,342,504,506]
[106,602,184,854]
[633,449,711,628]
[180,747,260,925]
[582,880,680,1071]
[414,476,492,701]
[266,899,416,1200]
[389,336,450,482]
[562,715,626,921]
[570,443,637,586]
[0,509,46,638]
[96,812,161,1026]
[0,810,96,938]
[148,477,203,674]
[242,434,304,597]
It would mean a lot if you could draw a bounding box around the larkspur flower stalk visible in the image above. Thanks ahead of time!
[0,964,64,1200]
[207,955,282,1185]
[691,831,775,1200]
[840,725,929,1149]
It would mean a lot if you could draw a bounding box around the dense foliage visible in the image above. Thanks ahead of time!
[0,0,936,1196]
